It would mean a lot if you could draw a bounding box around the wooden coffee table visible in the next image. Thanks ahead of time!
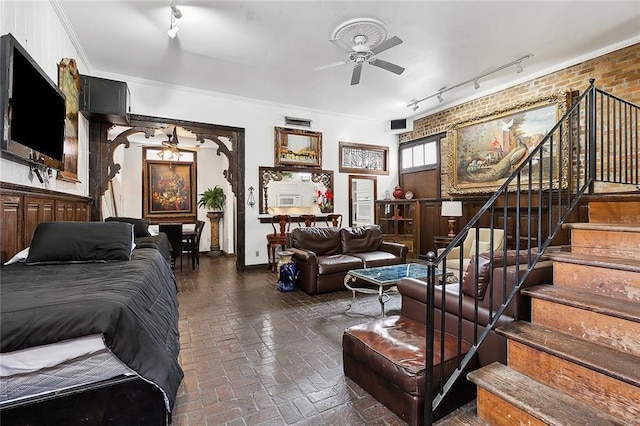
[344,263,448,317]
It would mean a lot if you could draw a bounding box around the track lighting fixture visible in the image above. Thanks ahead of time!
[407,54,533,111]
[167,1,182,38]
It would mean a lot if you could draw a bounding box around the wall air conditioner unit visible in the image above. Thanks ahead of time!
[284,116,312,128]
[384,118,413,134]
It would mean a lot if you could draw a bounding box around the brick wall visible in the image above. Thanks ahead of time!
[400,42,640,195]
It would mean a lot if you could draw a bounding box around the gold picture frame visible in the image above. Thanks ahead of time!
[274,127,322,168]
[339,142,389,175]
[143,160,197,222]
[448,92,568,194]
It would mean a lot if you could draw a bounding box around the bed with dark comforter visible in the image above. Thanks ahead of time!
[0,221,183,424]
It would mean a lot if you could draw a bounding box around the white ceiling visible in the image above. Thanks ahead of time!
[56,1,640,122]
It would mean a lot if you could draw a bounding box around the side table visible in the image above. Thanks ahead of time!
[432,235,456,251]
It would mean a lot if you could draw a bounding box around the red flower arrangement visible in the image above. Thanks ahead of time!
[317,188,333,212]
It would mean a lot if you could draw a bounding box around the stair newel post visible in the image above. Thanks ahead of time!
[424,250,437,425]
[587,78,597,194]
[206,211,224,257]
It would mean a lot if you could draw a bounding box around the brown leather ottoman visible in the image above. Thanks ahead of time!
[343,316,474,425]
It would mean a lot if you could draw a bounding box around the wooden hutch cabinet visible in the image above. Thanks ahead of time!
[375,199,420,258]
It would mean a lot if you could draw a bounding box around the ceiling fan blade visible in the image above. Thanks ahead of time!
[370,35,403,55]
[370,59,405,75]
[313,60,350,71]
[350,64,362,86]
[329,38,354,52]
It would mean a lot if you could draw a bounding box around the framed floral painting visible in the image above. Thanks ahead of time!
[143,160,197,221]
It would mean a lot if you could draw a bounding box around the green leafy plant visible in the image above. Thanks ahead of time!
[198,186,226,211]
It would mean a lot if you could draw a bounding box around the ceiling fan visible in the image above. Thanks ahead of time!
[154,126,198,160]
[313,18,405,85]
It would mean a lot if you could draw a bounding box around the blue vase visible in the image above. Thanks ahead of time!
[277,262,299,292]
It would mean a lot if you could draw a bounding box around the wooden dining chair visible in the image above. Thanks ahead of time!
[267,215,291,272]
[182,220,205,270]
[159,223,183,271]
[325,214,342,227]
[298,214,317,227]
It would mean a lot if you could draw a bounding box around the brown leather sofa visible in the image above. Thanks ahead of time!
[342,249,554,424]
[288,225,408,295]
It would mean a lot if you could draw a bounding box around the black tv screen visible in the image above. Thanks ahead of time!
[1,33,66,169]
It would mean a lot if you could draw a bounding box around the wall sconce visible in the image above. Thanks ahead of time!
[247,186,256,208]
[441,200,463,237]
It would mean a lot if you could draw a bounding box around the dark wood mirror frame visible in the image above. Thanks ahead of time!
[259,166,333,214]
[348,174,377,227]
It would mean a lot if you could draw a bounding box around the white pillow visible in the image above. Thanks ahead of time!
[4,247,30,265]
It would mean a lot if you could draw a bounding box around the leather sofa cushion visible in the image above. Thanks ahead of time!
[350,251,400,268]
[291,227,342,256]
[462,249,540,299]
[341,225,382,253]
[343,316,471,396]
[317,254,363,275]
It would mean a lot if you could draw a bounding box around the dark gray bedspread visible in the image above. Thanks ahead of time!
[0,248,183,411]
[135,233,172,263]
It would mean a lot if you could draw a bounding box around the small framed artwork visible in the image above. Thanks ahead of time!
[142,160,197,222]
[274,127,322,168]
[339,142,389,175]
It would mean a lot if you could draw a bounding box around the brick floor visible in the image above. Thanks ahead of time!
[171,255,405,425]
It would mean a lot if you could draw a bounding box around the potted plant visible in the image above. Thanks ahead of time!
[198,186,226,212]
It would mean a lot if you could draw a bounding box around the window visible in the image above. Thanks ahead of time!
[400,136,440,172]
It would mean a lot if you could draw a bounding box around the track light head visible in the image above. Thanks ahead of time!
[516,61,523,73]
[437,93,443,103]
[167,23,179,38]
[474,79,480,89]
[170,1,182,18]
[412,103,419,111]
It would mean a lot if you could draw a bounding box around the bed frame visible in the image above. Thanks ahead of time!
[0,181,173,425]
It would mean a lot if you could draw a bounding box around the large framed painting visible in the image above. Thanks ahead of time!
[143,160,197,222]
[448,92,567,194]
[339,142,389,175]
[274,127,322,168]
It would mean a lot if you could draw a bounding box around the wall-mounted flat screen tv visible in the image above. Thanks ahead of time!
[1,33,66,170]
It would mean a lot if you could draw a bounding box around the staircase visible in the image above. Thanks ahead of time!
[441,196,640,425]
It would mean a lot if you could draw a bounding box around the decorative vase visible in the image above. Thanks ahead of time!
[393,185,404,199]
[320,206,333,213]
[277,251,298,292]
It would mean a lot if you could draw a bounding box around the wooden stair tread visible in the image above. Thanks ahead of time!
[547,251,640,272]
[522,284,640,323]
[561,222,640,233]
[467,362,624,426]
[497,321,640,387]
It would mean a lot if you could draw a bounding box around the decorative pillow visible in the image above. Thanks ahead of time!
[25,221,135,265]
[105,216,151,238]
[462,249,536,299]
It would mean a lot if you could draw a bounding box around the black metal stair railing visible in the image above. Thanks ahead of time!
[422,79,639,424]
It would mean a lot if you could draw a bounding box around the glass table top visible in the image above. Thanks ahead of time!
[348,263,443,285]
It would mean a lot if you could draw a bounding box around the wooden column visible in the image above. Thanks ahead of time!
[206,212,224,257]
